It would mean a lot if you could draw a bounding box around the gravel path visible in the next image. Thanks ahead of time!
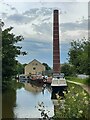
[67,80,90,95]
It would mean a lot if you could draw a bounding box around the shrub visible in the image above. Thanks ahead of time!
[54,83,90,119]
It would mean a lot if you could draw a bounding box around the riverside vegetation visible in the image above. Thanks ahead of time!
[54,82,90,119]
[66,76,90,85]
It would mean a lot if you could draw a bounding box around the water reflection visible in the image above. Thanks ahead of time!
[14,83,54,118]
[2,89,16,119]
[2,82,55,119]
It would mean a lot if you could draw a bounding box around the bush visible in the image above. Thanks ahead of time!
[54,82,90,119]
[61,64,76,76]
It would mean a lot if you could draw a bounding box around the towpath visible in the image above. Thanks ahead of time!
[67,80,90,95]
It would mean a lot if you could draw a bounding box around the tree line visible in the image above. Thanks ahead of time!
[1,23,27,90]
[61,37,90,76]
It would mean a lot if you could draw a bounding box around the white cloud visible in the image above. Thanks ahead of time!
[61,30,88,43]
[2,0,90,2]
[61,19,88,32]
[7,14,30,24]
[0,1,88,64]
[2,6,88,44]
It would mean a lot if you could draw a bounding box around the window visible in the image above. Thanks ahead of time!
[33,67,36,70]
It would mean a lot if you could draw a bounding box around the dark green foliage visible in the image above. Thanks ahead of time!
[61,63,76,76]
[68,37,90,75]
[16,62,27,75]
[42,63,51,70]
[2,89,16,118]
[2,25,27,90]
[2,80,24,118]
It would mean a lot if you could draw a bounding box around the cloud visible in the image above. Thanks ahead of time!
[2,0,86,2]
[0,1,88,65]
[16,39,53,65]
[23,7,52,19]
[16,38,69,65]
[59,18,88,43]
[1,12,8,18]
[42,16,51,22]
[9,13,87,44]
[23,8,39,16]
[7,13,31,24]
[15,39,52,60]
[32,22,52,35]
[3,5,87,46]
[5,7,52,25]
[23,7,52,16]
[8,8,53,43]
[61,19,88,32]
[61,29,88,43]
[0,1,18,16]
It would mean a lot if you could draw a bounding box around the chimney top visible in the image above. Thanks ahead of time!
[54,9,59,14]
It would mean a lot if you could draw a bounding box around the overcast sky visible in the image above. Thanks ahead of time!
[0,0,88,67]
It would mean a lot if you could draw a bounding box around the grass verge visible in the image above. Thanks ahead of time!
[66,76,90,86]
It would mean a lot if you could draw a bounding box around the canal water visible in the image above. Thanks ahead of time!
[2,83,54,119]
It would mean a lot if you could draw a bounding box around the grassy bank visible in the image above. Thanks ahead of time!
[66,76,90,86]
[54,82,90,119]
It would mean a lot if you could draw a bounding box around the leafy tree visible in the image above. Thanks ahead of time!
[68,37,89,75]
[16,62,27,75]
[16,62,24,75]
[42,63,51,70]
[61,63,75,76]
[2,26,27,82]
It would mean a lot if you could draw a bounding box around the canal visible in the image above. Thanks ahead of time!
[2,82,54,119]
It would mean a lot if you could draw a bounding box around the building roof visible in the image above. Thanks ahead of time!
[25,59,44,67]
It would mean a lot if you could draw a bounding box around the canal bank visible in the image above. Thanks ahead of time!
[2,81,90,119]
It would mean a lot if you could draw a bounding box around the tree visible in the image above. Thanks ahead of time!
[42,63,51,70]
[16,62,24,75]
[2,26,27,81]
[61,63,75,76]
[68,37,90,75]
[16,62,27,75]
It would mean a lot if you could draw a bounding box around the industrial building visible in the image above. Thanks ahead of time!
[25,59,45,76]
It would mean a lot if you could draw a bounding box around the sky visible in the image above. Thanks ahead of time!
[0,0,89,67]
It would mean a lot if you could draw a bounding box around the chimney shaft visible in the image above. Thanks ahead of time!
[53,10,60,75]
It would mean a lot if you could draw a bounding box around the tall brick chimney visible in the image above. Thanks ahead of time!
[53,9,60,76]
